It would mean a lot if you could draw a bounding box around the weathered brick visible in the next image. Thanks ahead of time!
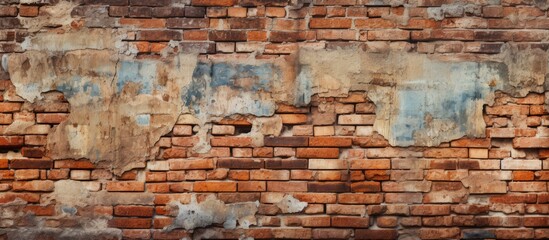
[513,137,549,148]
[137,30,181,41]
[267,181,307,192]
[310,18,352,29]
[114,205,154,217]
[192,0,236,6]
[12,180,54,192]
[332,216,369,228]
[11,159,52,169]
[424,148,468,158]
[194,181,236,192]
[296,148,339,159]
[264,137,308,147]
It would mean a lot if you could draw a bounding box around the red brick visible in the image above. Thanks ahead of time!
[19,5,39,17]
[0,136,23,147]
[266,159,307,169]
[410,205,450,216]
[138,30,181,41]
[209,30,247,41]
[308,137,351,147]
[490,194,537,204]
[10,159,53,169]
[12,180,54,192]
[513,171,535,181]
[23,205,55,216]
[310,18,351,29]
[192,0,236,6]
[351,181,381,192]
[0,170,14,180]
[253,147,274,157]
[36,113,69,124]
[350,159,390,169]
[0,6,17,17]
[218,158,264,169]
[21,147,45,158]
[296,148,339,158]
[486,105,529,115]
[419,228,460,239]
[267,181,307,192]
[308,182,350,192]
[0,193,40,203]
[312,229,351,239]
[119,18,165,28]
[0,159,6,169]
[355,18,395,29]
[355,229,398,240]
[14,169,39,180]
[52,161,93,170]
[332,216,369,228]
[169,159,214,170]
[0,102,21,112]
[211,137,253,147]
[250,169,289,180]
[106,181,144,192]
[166,18,208,29]
[109,218,151,229]
[367,30,409,40]
[114,205,154,217]
[194,181,236,192]
[450,138,491,148]
[513,137,549,148]
[48,169,69,180]
[495,229,534,239]
[338,193,382,204]
[279,114,308,124]
[424,148,468,158]
[238,181,266,191]
[264,137,308,147]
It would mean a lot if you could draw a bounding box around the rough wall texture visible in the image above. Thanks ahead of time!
[0,0,549,239]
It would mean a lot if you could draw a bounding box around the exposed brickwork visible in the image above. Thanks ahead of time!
[0,0,548,239]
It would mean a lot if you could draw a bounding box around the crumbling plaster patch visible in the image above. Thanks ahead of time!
[4,27,549,172]
[168,195,259,231]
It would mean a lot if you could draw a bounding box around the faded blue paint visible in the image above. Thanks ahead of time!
[183,61,281,116]
[117,61,157,94]
[83,82,101,97]
[56,76,102,98]
[462,229,496,239]
[391,61,501,146]
[136,114,150,126]
[295,65,312,107]
[210,63,273,91]
[184,62,211,113]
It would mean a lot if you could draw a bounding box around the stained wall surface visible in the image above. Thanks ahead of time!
[0,0,549,239]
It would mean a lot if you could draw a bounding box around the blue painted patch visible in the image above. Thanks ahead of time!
[295,65,312,107]
[183,61,281,116]
[83,82,101,97]
[136,114,150,126]
[116,61,157,94]
[56,76,102,98]
[390,61,496,146]
[183,62,211,113]
[462,229,495,239]
[210,63,273,91]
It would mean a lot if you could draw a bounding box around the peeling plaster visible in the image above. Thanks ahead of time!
[168,195,259,231]
[275,195,307,214]
[5,27,549,173]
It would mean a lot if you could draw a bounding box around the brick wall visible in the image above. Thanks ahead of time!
[0,0,549,239]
